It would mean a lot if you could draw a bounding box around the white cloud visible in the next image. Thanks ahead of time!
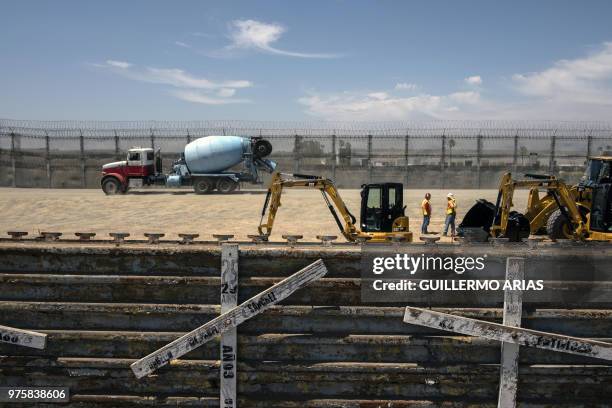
[464,75,482,85]
[95,60,252,105]
[175,41,192,49]
[367,92,389,100]
[512,42,612,103]
[172,90,249,105]
[504,42,612,119]
[395,82,418,91]
[226,19,340,58]
[299,42,612,121]
[298,89,483,121]
[105,60,131,69]
[217,88,236,97]
[449,91,480,104]
[142,67,252,89]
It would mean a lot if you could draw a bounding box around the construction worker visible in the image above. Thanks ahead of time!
[443,193,457,237]
[421,193,432,234]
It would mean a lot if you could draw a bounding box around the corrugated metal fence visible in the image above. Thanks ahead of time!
[0,242,611,406]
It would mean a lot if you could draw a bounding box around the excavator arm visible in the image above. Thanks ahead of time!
[257,172,359,241]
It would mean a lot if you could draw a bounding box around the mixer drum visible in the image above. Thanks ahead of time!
[184,136,249,173]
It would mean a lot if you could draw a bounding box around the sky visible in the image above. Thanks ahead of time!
[2,0,612,122]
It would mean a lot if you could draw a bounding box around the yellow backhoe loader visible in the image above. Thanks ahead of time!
[257,172,412,242]
[459,157,612,241]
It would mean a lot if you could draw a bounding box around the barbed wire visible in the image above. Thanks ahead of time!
[1,118,612,135]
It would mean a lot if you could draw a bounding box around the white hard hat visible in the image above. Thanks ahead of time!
[447,193,454,198]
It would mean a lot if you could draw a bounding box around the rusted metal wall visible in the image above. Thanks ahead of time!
[0,242,611,407]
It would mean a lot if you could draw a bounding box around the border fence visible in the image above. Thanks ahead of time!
[2,242,612,406]
[1,119,611,189]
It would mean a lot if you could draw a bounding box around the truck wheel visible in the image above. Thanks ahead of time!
[102,178,121,195]
[217,178,238,194]
[193,178,214,194]
[546,209,573,239]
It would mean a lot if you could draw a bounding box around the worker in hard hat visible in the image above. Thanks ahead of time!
[421,193,432,234]
[443,193,457,237]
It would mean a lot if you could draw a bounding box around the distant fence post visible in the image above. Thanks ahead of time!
[150,128,155,149]
[404,132,410,186]
[114,130,120,160]
[367,134,372,183]
[331,133,336,180]
[10,131,17,187]
[79,129,86,188]
[586,131,592,161]
[45,130,51,188]
[293,134,300,173]
[549,131,557,174]
[476,133,483,188]
[512,131,519,174]
[440,132,446,189]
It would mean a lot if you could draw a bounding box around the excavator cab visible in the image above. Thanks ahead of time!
[582,157,612,186]
[360,183,406,232]
[583,157,612,235]
[590,183,612,232]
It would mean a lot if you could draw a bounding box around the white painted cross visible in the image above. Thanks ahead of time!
[403,306,612,361]
[131,259,328,378]
[498,257,524,408]
[220,244,238,408]
[0,324,47,349]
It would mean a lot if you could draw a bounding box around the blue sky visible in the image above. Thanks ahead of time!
[2,0,612,121]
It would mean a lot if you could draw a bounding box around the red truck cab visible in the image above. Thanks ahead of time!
[101,147,156,194]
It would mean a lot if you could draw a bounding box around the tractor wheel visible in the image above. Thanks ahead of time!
[102,178,122,195]
[216,178,238,194]
[193,178,214,194]
[546,209,573,240]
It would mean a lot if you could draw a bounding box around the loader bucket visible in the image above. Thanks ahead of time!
[458,198,530,242]
[459,199,496,234]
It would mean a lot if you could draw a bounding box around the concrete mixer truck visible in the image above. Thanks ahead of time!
[100,136,275,194]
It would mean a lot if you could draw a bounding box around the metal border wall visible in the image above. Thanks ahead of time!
[0,242,611,406]
[1,119,612,189]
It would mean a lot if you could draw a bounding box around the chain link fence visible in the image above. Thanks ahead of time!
[1,119,611,189]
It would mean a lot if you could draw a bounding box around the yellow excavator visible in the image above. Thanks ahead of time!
[459,157,612,241]
[257,172,412,242]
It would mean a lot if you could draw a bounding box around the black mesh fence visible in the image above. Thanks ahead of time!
[1,119,611,189]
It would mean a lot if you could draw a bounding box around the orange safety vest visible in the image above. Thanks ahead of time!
[421,199,431,216]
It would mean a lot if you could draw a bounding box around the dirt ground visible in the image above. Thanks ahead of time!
[0,187,529,242]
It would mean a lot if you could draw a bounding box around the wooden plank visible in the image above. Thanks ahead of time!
[130,259,328,378]
[403,306,612,361]
[498,257,524,408]
[220,244,238,408]
[0,324,46,349]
